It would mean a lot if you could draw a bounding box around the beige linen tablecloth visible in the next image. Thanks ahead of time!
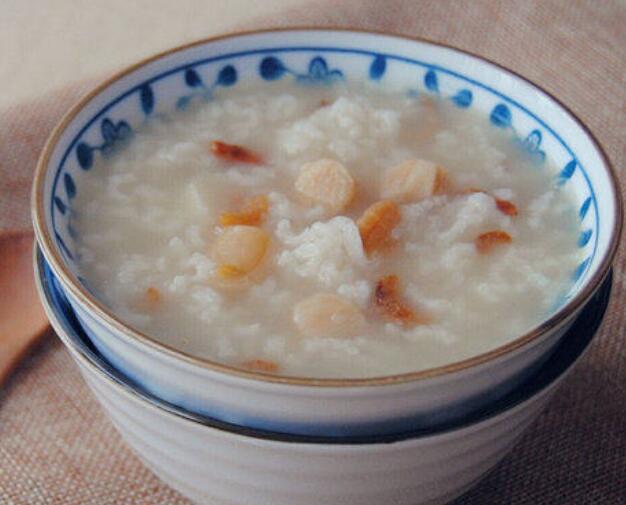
[1,1,625,503]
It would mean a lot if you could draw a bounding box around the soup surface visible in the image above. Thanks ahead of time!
[72,81,582,378]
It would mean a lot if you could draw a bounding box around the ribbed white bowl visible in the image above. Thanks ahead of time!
[83,367,544,505]
[35,248,611,505]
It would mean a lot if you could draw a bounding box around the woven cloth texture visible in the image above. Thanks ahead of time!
[1,0,624,503]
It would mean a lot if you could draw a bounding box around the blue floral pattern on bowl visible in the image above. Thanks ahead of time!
[260,55,343,84]
[48,44,599,301]
[76,118,132,170]
[176,64,238,109]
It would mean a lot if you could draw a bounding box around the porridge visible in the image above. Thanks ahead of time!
[71,82,582,378]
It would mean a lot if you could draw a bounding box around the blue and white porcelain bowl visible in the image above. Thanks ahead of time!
[32,29,622,437]
[34,247,612,505]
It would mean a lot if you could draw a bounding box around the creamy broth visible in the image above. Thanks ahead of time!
[72,82,582,378]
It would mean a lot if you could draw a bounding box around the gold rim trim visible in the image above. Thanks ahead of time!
[32,27,624,387]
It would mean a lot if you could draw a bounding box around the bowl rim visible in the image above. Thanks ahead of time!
[32,27,623,387]
[34,246,612,445]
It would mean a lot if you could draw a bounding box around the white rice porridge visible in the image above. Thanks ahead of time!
[72,82,583,378]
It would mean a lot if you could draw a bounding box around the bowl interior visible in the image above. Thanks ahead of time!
[34,29,621,372]
[36,246,612,444]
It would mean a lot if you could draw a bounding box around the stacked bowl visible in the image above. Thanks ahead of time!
[32,29,622,504]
